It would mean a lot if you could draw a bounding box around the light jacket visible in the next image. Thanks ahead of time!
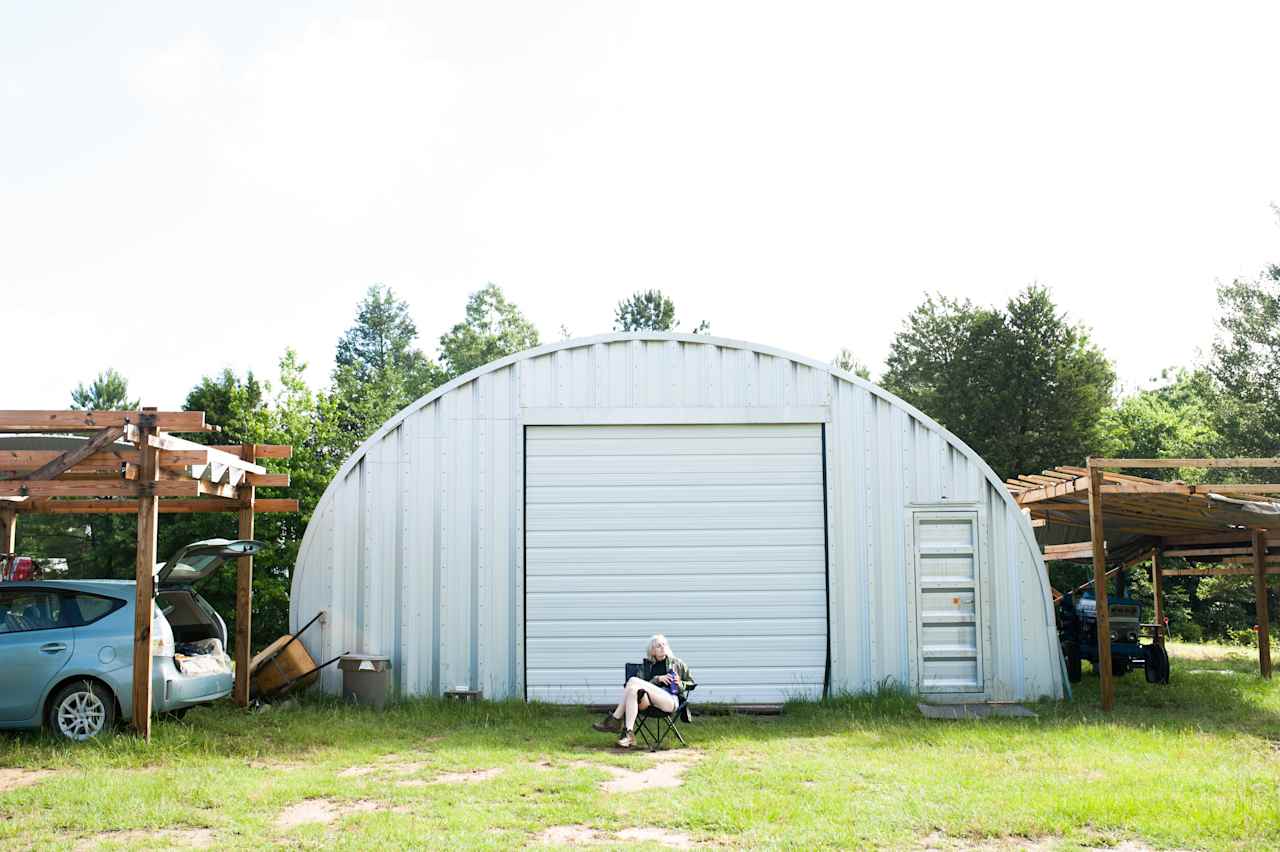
[642,655,696,701]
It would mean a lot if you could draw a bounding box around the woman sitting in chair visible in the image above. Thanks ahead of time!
[592,633,695,749]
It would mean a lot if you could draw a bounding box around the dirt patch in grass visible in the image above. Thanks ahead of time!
[0,768,54,792]
[530,752,703,793]
[73,828,215,850]
[615,827,696,848]
[275,798,380,829]
[431,767,503,784]
[535,826,696,847]
[600,751,702,793]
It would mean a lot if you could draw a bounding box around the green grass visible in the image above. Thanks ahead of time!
[2,642,1278,850]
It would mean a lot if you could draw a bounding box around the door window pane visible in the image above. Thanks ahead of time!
[0,590,64,633]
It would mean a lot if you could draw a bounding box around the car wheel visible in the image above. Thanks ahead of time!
[1144,643,1171,685]
[48,680,116,742]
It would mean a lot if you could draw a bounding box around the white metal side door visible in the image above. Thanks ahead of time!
[909,510,985,694]
[525,423,828,705]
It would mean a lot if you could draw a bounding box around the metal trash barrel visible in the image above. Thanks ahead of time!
[338,654,392,710]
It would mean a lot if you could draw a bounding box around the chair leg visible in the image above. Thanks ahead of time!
[669,722,687,747]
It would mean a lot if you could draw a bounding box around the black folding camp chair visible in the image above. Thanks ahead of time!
[624,663,695,751]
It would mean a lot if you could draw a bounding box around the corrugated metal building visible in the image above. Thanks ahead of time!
[290,333,1066,705]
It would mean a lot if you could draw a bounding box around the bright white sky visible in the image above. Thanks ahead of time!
[4,2,1279,411]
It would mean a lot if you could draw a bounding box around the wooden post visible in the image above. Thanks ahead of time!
[233,444,256,706]
[131,410,160,740]
[1254,529,1272,680]
[1151,548,1164,647]
[0,509,15,553]
[1087,464,1116,711]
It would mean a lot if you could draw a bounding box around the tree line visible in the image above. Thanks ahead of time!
[15,267,1280,650]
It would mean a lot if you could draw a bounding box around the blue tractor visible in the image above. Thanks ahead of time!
[1057,590,1170,684]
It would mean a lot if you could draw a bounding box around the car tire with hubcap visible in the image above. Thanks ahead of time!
[48,680,116,742]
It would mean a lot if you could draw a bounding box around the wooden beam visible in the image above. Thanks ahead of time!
[1044,541,1104,561]
[210,444,293,459]
[1088,466,1116,712]
[20,426,127,481]
[7,496,300,514]
[1255,530,1272,680]
[0,410,208,433]
[0,481,200,498]
[1089,457,1280,470]
[245,472,289,488]
[1191,484,1280,495]
[234,445,255,708]
[0,448,206,470]
[254,498,299,513]
[0,509,14,553]
[131,412,160,741]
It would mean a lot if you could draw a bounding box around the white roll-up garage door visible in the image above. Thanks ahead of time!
[525,423,828,705]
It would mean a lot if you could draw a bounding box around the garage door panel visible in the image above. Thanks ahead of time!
[527,572,826,594]
[527,501,824,529]
[526,435,822,456]
[526,424,829,705]
[528,528,824,549]
[527,546,825,566]
[526,617,829,639]
[528,484,824,504]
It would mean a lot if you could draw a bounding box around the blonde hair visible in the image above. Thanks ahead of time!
[645,634,672,662]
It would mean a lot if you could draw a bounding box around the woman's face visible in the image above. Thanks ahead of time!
[650,639,668,660]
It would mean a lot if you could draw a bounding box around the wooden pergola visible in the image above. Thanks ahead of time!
[0,409,296,740]
[1008,458,1279,711]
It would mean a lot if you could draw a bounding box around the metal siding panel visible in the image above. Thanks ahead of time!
[525,424,827,704]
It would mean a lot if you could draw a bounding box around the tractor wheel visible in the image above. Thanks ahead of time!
[1066,647,1082,683]
[1145,644,1171,685]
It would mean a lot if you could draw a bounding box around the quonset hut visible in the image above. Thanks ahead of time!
[290,334,1066,705]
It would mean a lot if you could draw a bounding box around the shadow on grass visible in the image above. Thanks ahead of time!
[2,647,1276,768]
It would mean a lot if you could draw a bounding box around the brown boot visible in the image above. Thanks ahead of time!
[592,714,621,733]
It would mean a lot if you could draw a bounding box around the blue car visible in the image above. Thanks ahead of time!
[0,539,260,741]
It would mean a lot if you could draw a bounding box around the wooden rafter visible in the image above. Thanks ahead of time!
[0,410,210,433]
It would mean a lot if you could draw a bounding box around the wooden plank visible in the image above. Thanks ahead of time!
[253,498,299,513]
[1191,484,1280,495]
[234,445,255,708]
[0,481,200,498]
[1088,466,1115,712]
[1044,541,1104,560]
[246,472,289,488]
[1089,457,1280,470]
[1014,476,1089,505]
[8,496,300,514]
[0,410,208,432]
[210,444,293,459]
[131,413,160,741]
[1162,546,1253,559]
[19,426,127,481]
[146,433,266,476]
[1164,566,1280,576]
[1255,530,1272,680]
[0,509,14,553]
